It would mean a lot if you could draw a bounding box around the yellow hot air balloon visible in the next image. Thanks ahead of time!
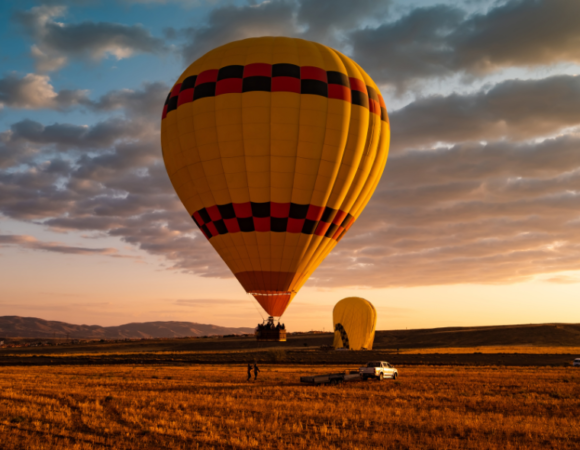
[161,37,390,319]
[333,297,377,350]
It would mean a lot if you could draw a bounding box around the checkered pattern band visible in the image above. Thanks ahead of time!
[335,323,350,350]
[192,202,355,241]
[162,63,388,122]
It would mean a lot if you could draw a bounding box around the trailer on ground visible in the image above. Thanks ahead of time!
[300,371,361,385]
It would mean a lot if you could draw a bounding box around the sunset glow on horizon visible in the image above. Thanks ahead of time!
[1,0,579,331]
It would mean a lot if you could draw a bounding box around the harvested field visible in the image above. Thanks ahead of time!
[1,364,580,449]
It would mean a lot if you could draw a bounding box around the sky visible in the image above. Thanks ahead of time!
[1,0,579,332]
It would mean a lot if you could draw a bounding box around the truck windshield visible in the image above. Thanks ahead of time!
[367,362,381,367]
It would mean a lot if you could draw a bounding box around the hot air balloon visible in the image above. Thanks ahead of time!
[161,37,390,336]
[333,297,377,350]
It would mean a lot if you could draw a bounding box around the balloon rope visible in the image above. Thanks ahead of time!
[248,293,266,321]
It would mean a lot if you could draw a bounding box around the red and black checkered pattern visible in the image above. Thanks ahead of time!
[162,63,388,122]
[192,202,355,241]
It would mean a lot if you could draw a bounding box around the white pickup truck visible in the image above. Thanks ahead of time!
[359,361,398,381]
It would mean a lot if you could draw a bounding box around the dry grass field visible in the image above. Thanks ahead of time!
[1,364,580,450]
[400,346,580,354]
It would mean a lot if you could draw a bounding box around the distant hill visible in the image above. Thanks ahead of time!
[0,316,255,339]
[2,317,579,348]
[374,323,580,348]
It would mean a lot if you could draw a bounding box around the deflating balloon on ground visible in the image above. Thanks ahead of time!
[333,297,377,350]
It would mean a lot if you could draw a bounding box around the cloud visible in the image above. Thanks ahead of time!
[0,234,123,256]
[0,96,227,278]
[2,74,580,288]
[30,45,68,73]
[89,82,169,119]
[177,0,389,64]
[0,115,152,171]
[390,75,580,151]
[0,74,168,115]
[297,0,390,43]
[172,0,580,92]
[383,134,580,189]
[122,0,209,4]
[0,73,89,110]
[8,118,146,150]
[451,0,580,74]
[181,0,298,63]
[307,134,580,288]
[350,0,580,89]
[542,275,580,284]
[350,5,464,89]
[173,299,253,307]
[16,5,166,72]
[5,120,579,289]
[1,3,580,295]
[15,0,578,90]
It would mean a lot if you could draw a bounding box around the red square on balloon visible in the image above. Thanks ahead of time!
[272,77,300,93]
[271,202,290,218]
[171,83,182,97]
[216,79,243,95]
[306,205,323,221]
[196,70,219,86]
[287,218,304,233]
[177,89,194,106]
[207,222,219,236]
[233,202,252,218]
[244,63,272,78]
[253,217,270,232]
[193,211,205,226]
[254,217,270,231]
[224,218,240,233]
[328,85,351,102]
[206,205,222,221]
[349,77,367,93]
[301,66,327,82]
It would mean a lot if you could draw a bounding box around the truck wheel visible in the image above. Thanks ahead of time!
[393,372,398,380]
[378,373,384,381]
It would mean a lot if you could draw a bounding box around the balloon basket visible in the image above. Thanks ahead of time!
[256,329,287,342]
[255,317,287,341]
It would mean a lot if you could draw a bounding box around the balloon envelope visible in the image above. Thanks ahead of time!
[333,297,376,350]
[161,37,390,317]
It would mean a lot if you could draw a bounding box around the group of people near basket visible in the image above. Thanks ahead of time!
[256,321,285,331]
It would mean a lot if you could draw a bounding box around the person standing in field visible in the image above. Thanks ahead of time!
[253,362,260,381]
[247,363,252,381]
